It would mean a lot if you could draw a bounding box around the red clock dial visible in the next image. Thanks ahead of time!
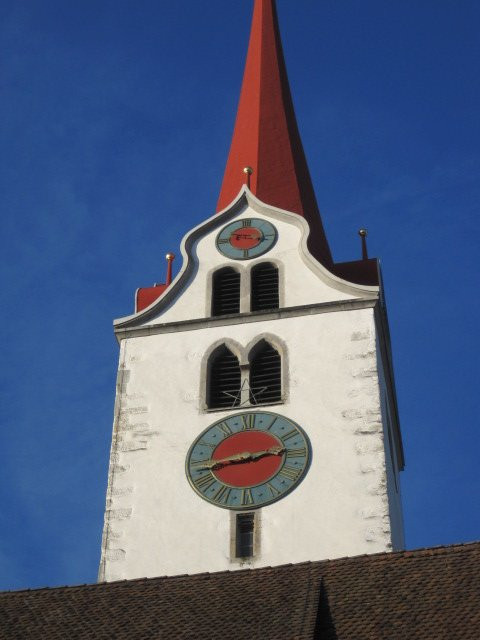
[229,226,262,250]
[212,431,283,488]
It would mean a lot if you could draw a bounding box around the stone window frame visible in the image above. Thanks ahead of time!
[200,334,289,413]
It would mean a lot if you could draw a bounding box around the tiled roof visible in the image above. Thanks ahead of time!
[1,542,479,639]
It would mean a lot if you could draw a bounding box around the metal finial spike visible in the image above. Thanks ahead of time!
[243,166,253,189]
[358,229,368,260]
[165,253,175,285]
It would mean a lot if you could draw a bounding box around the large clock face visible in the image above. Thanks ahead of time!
[185,412,310,510]
[216,218,277,260]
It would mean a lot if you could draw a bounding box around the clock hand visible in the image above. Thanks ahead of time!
[249,446,285,460]
[194,446,285,470]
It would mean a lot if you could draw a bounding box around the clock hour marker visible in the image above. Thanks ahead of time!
[194,473,216,492]
[281,429,298,441]
[198,440,216,451]
[266,482,281,497]
[217,422,233,437]
[241,488,255,506]
[242,219,252,227]
[213,485,231,504]
[241,414,255,430]
[286,447,307,458]
[278,465,301,481]
[265,417,278,431]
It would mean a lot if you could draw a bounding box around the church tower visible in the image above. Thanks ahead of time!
[99,0,404,582]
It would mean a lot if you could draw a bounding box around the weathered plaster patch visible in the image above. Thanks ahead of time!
[104,549,126,562]
[351,330,371,341]
[118,421,150,432]
[119,440,148,452]
[107,508,132,521]
[354,422,382,434]
[352,366,378,379]
[109,486,134,497]
[345,350,376,360]
[120,407,149,416]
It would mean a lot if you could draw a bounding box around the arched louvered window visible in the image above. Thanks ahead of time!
[249,341,281,405]
[208,346,241,409]
[251,263,279,311]
[212,267,241,316]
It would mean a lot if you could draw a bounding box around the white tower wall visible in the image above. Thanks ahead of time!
[99,301,404,581]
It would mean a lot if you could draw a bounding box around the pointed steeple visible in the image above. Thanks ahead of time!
[217,0,333,267]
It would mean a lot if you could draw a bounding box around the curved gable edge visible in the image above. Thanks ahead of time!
[113,188,379,333]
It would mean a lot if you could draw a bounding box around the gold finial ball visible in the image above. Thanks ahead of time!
[358,228,368,237]
[166,253,175,260]
[243,166,254,175]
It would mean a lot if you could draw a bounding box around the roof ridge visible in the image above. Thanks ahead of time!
[2,541,479,596]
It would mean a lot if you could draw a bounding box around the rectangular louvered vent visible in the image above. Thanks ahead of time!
[212,269,241,316]
[250,344,281,405]
[236,513,255,558]
[209,350,241,409]
[251,263,279,311]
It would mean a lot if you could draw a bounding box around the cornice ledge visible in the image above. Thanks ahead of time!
[114,298,378,342]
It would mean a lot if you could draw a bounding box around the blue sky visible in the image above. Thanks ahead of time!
[1,0,479,590]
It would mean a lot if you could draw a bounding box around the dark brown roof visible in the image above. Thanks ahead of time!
[1,542,479,639]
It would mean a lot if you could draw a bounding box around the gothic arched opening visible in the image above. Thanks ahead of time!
[207,346,242,409]
[249,340,281,405]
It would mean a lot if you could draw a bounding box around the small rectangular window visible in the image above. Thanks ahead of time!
[235,513,255,558]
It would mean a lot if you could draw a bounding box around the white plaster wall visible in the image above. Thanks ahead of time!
[99,306,400,581]
[137,203,372,327]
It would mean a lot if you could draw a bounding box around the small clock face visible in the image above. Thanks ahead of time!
[216,218,277,260]
[186,412,310,510]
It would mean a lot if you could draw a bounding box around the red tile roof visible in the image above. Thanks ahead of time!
[1,542,479,639]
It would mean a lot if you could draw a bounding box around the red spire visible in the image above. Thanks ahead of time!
[217,0,333,266]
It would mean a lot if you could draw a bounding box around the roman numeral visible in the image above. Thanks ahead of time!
[218,238,230,244]
[198,440,216,451]
[241,488,255,506]
[242,219,252,227]
[190,458,208,466]
[194,473,216,492]
[217,422,233,437]
[280,429,298,442]
[286,447,307,458]
[241,414,256,430]
[266,417,278,431]
[278,465,301,482]
[243,249,249,258]
[213,485,231,505]
[266,482,281,497]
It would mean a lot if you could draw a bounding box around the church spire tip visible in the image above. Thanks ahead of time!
[216,0,333,267]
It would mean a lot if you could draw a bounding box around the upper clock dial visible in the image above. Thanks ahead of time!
[185,412,310,510]
[216,218,277,260]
